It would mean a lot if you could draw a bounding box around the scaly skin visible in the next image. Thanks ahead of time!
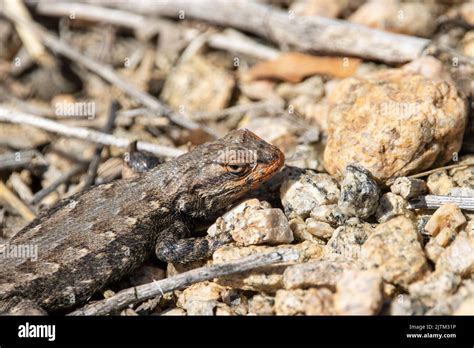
[0,129,284,314]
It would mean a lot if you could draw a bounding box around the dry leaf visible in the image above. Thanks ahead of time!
[248,52,361,82]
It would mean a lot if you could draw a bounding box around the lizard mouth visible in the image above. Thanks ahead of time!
[251,145,285,188]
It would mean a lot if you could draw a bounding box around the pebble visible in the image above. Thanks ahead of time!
[282,255,359,290]
[424,204,466,262]
[325,219,374,260]
[289,218,326,244]
[349,0,442,37]
[323,69,467,182]
[275,288,333,315]
[161,55,234,115]
[390,177,427,200]
[334,270,383,315]
[337,164,380,219]
[375,192,409,223]
[361,216,428,288]
[426,171,456,195]
[177,282,227,316]
[281,167,340,219]
[436,229,474,276]
[310,204,349,228]
[248,294,275,315]
[305,218,335,240]
[408,270,462,307]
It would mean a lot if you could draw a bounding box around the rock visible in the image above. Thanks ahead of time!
[460,2,474,26]
[289,217,326,244]
[128,264,165,286]
[361,216,428,288]
[427,280,474,315]
[275,288,333,315]
[305,218,334,240]
[462,31,474,58]
[177,282,227,315]
[284,144,322,171]
[403,56,454,83]
[160,308,187,316]
[388,294,427,316]
[282,255,359,289]
[436,230,474,276]
[375,193,409,223]
[323,69,467,182]
[325,219,374,260]
[241,116,302,154]
[427,171,456,195]
[334,270,383,315]
[448,187,474,197]
[248,294,275,315]
[208,199,293,246]
[310,204,349,228]
[337,164,380,219]
[161,55,234,116]
[449,157,474,188]
[289,0,363,18]
[212,242,323,292]
[281,167,340,219]
[408,270,462,307]
[277,75,325,101]
[390,177,427,200]
[424,204,466,262]
[454,297,474,315]
[349,0,442,37]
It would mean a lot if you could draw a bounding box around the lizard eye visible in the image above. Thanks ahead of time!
[224,164,249,176]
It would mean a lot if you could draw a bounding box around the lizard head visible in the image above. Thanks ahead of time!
[176,129,284,217]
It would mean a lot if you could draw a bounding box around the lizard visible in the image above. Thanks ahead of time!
[0,129,284,314]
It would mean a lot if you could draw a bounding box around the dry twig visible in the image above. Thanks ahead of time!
[69,249,298,316]
[0,107,185,158]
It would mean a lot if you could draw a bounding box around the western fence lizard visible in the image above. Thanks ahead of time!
[0,129,284,314]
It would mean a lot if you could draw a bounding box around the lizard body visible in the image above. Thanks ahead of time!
[0,129,284,314]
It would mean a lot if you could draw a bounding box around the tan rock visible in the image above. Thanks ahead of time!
[424,204,466,237]
[424,204,466,262]
[436,231,474,276]
[177,282,227,315]
[275,288,333,315]
[289,218,325,244]
[282,255,359,289]
[375,192,411,223]
[305,218,334,240]
[161,55,234,116]
[323,69,467,182]
[361,216,428,288]
[334,270,383,315]
[210,199,293,246]
[248,294,275,315]
[427,171,456,195]
[349,0,442,37]
[325,219,374,260]
[390,177,427,200]
[310,204,349,227]
[408,270,462,307]
[454,297,474,315]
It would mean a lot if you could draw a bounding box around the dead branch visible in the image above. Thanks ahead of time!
[69,249,299,316]
[0,107,185,158]
[1,9,219,137]
[98,0,430,64]
[0,181,36,221]
[408,195,474,211]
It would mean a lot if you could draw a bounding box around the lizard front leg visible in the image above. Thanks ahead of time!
[155,220,232,264]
